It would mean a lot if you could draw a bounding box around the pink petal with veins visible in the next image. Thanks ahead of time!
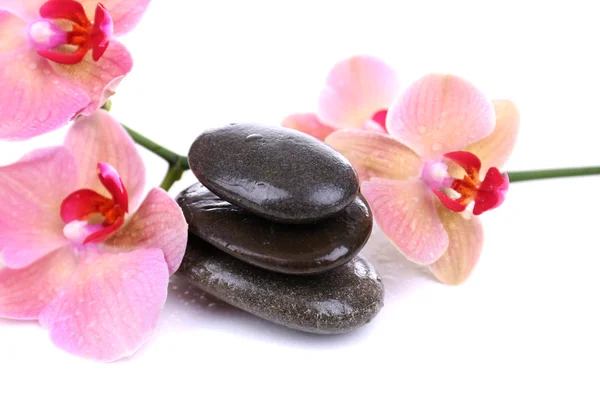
[39,248,169,362]
[317,55,400,129]
[386,74,495,160]
[282,113,335,141]
[0,0,46,22]
[362,178,449,265]
[64,110,146,209]
[0,148,77,268]
[326,129,422,182]
[461,100,520,174]
[0,48,90,140]
[105,188,188,274]
[0,246,76,320]
[430,203,484,285]
[49,40,133,117]
[0,10,28,53]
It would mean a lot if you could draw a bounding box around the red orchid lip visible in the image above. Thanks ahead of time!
[97,162,129,213]
[60,162,129,244]
[34,0,113,65]
[433,151,509,215]
[370,109,389,132]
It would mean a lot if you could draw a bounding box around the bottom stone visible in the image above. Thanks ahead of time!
[178,235,384,334]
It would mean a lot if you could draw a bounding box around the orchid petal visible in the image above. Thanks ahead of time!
[362,178,449,265]
[430,204,484,285]
[386,74,495,160]
[317,55,400,129]
[0,148,77,269]
[104,188,188,275]
[326,129,422,182]
[0,10,28,53]
[460,100,520,174]
[0,49,90,140]
[0,246,76,319]
[281,113,335,141]
[79,0,151,35]
[64,110,145,209]
[39,248,169,362]
[0,0,45,21]
[49,40,133,117]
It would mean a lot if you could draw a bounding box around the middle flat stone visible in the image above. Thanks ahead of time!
[176,183,373,275]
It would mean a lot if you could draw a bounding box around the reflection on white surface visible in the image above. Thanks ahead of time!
[1,175,599,400]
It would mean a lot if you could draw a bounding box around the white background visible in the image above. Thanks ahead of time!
[2,0,600,399]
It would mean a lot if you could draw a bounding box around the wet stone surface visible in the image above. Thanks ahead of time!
[176,183,373,275]
[187,123,360,224]
[178,235,384,334]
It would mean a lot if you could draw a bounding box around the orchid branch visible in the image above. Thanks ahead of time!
[507,167,600,182]
[101,101,190,191]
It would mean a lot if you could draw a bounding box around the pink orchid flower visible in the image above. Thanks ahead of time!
[0,0,151,140]
[282,55,401,140]
[326,74,519,285]
[0,110,188,361]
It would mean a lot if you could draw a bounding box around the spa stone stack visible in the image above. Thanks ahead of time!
[176,123,384,334]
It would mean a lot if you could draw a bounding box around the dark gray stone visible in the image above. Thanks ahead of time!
[176,183,373,275]
[178,235,384,334]
[187,123,359,224]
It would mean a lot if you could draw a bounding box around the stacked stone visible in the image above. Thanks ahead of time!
[176,123,384,334]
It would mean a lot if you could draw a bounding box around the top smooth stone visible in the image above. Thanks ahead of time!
[188,123,360,224]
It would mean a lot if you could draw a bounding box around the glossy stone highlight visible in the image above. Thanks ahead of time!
[176,183,373,275]
[179,235,384,334]
[188,123,360,224]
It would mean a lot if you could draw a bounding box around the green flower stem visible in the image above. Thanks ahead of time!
[119,123,190,191]
[100,100,190,191]
[121,123,190,170]
[159,157,187,191]
[507,166,600,182]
